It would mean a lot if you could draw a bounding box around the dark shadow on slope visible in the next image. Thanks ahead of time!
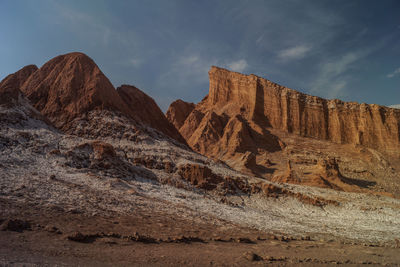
[340,176,376,189]
[236,115,282,153]
[253,164,276,175]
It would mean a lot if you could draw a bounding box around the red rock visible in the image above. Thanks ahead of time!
[117,85,187,144]
[206,66,400,154]
[174,66,400,185]
[16,52,186,144]
[0,65,38,105]
[174,67,286,170]
[178,163,224,190]
[20,52,132,130]
[90,141,117,160]
[166,99,195,130]
[179,109,205,142]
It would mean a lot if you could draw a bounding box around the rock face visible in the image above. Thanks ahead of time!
[20,52,132,130]
[168,66,400,191]
[117,85,187,144]
[171,66,400,156]
[271,158,357,191]
[166,99,195,130]
[206,66,400,154]
[0,65,38,105]
[177,163,224,190]
[167,67,287,168]
[17,52,185,144]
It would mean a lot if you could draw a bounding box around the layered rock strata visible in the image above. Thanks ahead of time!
[167,66,400,192]
[205,66,400,153]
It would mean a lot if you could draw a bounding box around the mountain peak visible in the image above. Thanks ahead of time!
[20,52,131,130]
[0,64,38,105]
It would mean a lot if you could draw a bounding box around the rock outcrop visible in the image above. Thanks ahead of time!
[205,66,400,154]
[271,158,355,191]
[0,65,38,105]
[20,52,131,130]
[17,52,185,144]
[117,85,187,144]
[177,163,224,190]
[166,99,195,130]
[168,66,400,191]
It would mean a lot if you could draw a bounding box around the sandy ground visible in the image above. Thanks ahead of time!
[1,198,400,266]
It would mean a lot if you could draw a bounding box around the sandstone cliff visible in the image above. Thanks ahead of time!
[206,66,400,154]
[167,66,400,192]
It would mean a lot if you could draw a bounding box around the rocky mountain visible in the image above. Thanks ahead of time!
[0,65,37,106]
[1,52,400,265]
[19,53,131,131]
[205,66,400,153]
[167,66,400,195]
[17,52,185,144]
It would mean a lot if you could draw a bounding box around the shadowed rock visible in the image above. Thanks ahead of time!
[117,85,187,144]
[0,65,38,106]
[166,99,195,130]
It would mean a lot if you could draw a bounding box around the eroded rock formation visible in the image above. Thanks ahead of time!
[16,52,185,144]
[0,65,38,105]
[205,66,400,154]
[117,85,186,144]
[20,52,131,130]
[168,66,400,191]
[166,99,195,130]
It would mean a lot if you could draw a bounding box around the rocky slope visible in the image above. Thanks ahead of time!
[0,65,38,106]
[168,66,400,195]
[166,99,195,130]
[2,53,400,266]
[117,85,187,144]
[18,52,185,144]
[2,70,400,246]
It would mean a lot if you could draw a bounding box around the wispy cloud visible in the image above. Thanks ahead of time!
[129,58,142,67]
[226,59,248,72]
[48,1,144,52]
[387,67,400,78]
[155,52,216,110]
[278,45,311,61]
[50,1,112,46]
[309,32,392,99]
[310,52,362,99]
[157,48,216,93]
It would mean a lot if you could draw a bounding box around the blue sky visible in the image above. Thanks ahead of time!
[1,0,399,110]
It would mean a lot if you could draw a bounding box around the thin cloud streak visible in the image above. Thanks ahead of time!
[278,45,311,61]
[310,52,364,99]
[387,67,400,78]
[226,59,248,72]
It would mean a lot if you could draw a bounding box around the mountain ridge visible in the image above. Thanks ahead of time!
[13,52,186,144]
[167,65,400,193]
